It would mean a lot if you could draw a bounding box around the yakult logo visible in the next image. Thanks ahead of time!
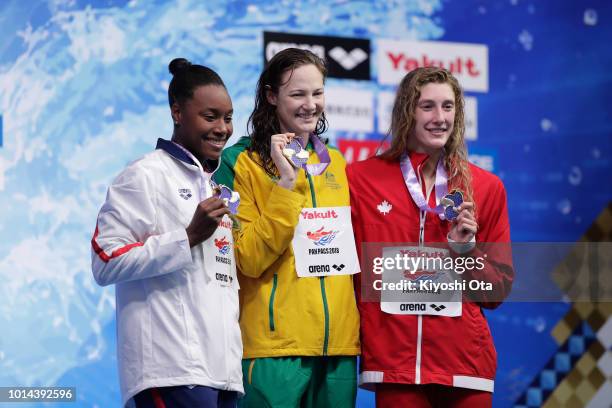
[386,53,480,77]
[219,219,232,230]
[399,249,447,259]
[377,39,489,93]
[301,209,339,219]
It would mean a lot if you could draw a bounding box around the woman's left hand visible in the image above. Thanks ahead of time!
[448,202,477,243]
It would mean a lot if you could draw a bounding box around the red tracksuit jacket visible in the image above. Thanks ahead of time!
[347,152,513,393]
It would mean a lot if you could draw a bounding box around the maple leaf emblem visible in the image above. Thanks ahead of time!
[377,200,392,215]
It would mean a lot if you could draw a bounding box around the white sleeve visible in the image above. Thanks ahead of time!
[91,164,192,286]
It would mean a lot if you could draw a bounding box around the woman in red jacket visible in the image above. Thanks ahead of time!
[347,67,513,407]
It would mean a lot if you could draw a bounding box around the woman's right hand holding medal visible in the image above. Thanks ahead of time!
[448,201,477,243]
[185,197,231,247]
[270,133,298,190]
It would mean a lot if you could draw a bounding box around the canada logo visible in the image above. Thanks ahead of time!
[214,237,231,255]
[403,269,437,282]
[307,226,338,246]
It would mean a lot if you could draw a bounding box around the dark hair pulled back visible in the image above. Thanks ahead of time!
[167,58,226,106]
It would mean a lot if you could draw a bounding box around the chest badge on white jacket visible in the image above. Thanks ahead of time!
[178,188,193,200]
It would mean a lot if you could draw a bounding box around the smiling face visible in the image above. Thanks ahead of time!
[267,64,325,139]
[408,82,456,154]
[171,84,233,166]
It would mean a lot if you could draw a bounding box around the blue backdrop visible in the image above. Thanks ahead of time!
[0,0,610,407]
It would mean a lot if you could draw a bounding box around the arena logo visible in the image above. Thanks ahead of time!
[263,31,371,80]
[328,46,368,70]
[309,264,331,274]
[377,39,489,93]
[178,188,192,200]
[400,303,426,312]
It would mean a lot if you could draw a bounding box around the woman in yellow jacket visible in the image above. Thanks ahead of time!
[214,48,360,407]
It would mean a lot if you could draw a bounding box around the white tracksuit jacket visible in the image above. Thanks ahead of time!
[91,139,243,407]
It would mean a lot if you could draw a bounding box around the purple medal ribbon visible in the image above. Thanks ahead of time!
[306,135,331,176]
[287,135,330,176]
[399,153,450,220]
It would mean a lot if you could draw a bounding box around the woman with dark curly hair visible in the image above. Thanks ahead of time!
[215,48,360,408]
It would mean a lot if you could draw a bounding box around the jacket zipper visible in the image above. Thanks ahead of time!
[415,168,432,385]
[307,172,330,356]
[221,281,230,389]
[269,273,278,331]
[416,314,423,384]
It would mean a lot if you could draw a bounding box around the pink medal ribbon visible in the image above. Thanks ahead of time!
[399,153,450,220]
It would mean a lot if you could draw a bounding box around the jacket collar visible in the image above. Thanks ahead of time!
[407,150,430,172]
[155,138,220,172]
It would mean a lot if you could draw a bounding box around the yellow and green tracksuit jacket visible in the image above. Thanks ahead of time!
[214,136,360,359]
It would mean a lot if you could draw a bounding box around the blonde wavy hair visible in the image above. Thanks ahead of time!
[380,67,475,208]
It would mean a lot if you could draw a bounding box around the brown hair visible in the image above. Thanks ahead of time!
[247,48,328,178]
[380,66,474,205]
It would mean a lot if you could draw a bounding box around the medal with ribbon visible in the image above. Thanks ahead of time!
[399,153,463,221]
[281,135,330,176]
[172,141,241,229]
[211,181,241,230]
[440,189,464,221]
